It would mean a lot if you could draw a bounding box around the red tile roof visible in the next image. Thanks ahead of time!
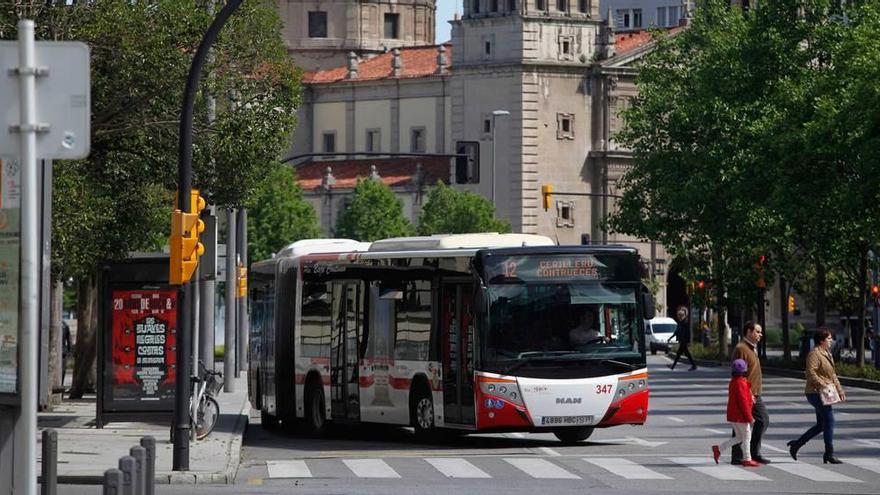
[615,27,682,54]
[296,156,450,190]
[303,44,452,84]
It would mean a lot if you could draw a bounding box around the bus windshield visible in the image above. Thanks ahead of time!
[482,282,642,375]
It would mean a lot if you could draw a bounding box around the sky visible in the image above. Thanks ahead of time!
[436,1,461,43]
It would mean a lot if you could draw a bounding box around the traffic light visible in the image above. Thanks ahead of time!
[236,263,248,299]
[788,295,796,313]
[169,189,206,285]
[697,280,706,290]
[541,184,553,210]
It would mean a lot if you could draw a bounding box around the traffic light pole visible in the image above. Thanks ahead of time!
[174,0,243,471]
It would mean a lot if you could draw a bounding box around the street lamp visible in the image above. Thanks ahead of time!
[491,109,510,204]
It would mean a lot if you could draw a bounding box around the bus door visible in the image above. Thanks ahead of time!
[441,281,476,426]
[330,281,363,421]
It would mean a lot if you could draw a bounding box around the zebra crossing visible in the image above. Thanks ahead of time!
[261,455,878,483]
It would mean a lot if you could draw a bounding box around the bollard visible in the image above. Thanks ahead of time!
[41,429,57,495]
[140,436,155,495]
[118,456,136,495]
[129,446,146,495]
[103,468,123,495]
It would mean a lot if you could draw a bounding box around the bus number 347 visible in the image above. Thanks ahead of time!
[596,384,613,394]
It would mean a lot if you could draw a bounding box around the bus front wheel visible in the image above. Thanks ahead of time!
[304,383,326,436]
[553,426,594,445]
[410,386,435,438]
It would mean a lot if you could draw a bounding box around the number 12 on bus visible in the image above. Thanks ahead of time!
[248,234,655,444]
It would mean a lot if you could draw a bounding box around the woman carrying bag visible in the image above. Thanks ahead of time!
[787,327,846,464]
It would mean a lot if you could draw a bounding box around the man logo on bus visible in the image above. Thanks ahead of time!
[556,397,582,404]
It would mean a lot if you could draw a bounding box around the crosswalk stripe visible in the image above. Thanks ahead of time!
[426,458,491,478]
[342,459,401,478]
[668,457,769,481]
[843,458,880,474]
[266,460,312,478]
[505,458,580,479]
[585,458,671,480]
[769,463,862,482]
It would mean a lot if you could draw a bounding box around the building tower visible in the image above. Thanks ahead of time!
[450,0,603,241]
[278,0,437,71]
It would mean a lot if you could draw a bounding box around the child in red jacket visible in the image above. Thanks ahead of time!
[712,358,759,467]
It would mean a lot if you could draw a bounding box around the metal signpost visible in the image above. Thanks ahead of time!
[0,21,89,495]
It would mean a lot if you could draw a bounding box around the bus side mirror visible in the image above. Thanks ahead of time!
[474,286,488,315]
[641,285,655,320]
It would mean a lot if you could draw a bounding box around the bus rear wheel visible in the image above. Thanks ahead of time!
[304,383,326,436]
[410,387,435,439]
[553,426,594,445]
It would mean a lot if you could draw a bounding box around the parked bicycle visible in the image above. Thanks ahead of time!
[191,361,223,440]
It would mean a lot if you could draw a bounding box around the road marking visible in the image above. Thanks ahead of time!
[508,432,526,438]
[704,428,726,434]
[761,443,788,454]
[425,458,491,478]
[539,447,562,457]
[843,458,880,474]
[839,411,851,416]
[584,458,671,480]
[246,478,264,486]
[787,402,802,408]
[667,416,685,423]
[266,460,312,478]
[505,458,580,479]
[855,439,880,449]
[770,463,862,482]
[601,437,668,448]
[342,459,401,478]
[668,457,770,481]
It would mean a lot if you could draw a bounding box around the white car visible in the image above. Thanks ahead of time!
[645,316,678,355]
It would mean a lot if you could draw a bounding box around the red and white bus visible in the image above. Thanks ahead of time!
[248,233,655,443]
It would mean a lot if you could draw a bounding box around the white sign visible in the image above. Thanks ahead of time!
[0,41,90,159]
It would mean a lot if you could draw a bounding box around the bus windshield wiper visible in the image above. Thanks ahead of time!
[599,359,638,371]
[502,352,578,374]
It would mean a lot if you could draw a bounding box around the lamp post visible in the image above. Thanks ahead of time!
[490,109,510,204]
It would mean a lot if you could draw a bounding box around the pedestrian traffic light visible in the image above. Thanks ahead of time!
[542,184,553,210]
[169,189,206,285]
[236,263,248,299]
[788,295,796,313]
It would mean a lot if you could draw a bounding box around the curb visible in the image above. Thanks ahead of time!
[689,357,880,392]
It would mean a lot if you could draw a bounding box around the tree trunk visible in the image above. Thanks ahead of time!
[780,275,791,361]
[713,251,727,355]
[856,250,867,368]
[69,275,98,399]
[47,281,64,407]
[816,260,826,327]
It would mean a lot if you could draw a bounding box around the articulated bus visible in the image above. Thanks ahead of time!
[248,233,656,443]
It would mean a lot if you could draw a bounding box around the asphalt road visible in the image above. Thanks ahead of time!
[56,354,880,495]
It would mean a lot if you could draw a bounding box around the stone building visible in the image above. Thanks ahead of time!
[285,0,673,312]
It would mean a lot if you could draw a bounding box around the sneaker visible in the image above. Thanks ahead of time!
[688,365,698,371]
[668,364,675,370]
[741,460,761,467]
[712,445,721,464]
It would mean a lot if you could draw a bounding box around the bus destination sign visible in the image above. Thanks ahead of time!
[484,255,609,283]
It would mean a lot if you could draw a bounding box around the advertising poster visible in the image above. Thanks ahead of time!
[0,157,21,396]
[109,289,177,403]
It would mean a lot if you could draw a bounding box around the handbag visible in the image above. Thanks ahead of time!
[820,384,841,406]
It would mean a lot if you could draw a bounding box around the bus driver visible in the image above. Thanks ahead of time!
[569,307,601,346]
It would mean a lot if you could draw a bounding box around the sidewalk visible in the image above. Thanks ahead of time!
[37,375,250,485]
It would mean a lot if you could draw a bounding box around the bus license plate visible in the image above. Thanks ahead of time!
[541,415,594,426]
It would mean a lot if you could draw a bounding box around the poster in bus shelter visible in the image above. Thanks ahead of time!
[108,289,177,406]
[0,158,21,397]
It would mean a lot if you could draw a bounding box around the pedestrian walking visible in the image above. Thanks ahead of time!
[668,306,697,371]
[61,320,71,387]
[787,327,846,464]
[730,321,771,465]
[711,359,760,467]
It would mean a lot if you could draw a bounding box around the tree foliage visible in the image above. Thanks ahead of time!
[247,164,321,262]
[334,178,415,241]
[417,182,511,235]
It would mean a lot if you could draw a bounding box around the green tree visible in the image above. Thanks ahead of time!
[417,182,511,235]
[335,178,415,241]
[247,164,321,262]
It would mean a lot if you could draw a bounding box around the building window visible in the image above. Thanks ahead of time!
[616,8,642,29]
[578,0,588,13]
[474,0,481,14]
[322,132,336,153]
[558,35,574,60]
[485,41,492,55]
[536,0,547,11]
[483,118,492,135]
[491,0,499,12]
[366,129,380,152]
[557,0,567,11]
[455,141,480,184]
[410,127,426,153]
[656,6,666,26]
[633,8,643,27]
[509,0,517,11]
[384,13,399,39]
[668,5,680,26]
[556,201,575,227]
[557,113,574,139]
[482,33,495,59]
[308,11,327,38]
